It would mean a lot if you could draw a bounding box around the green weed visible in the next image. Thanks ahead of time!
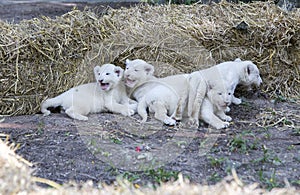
[37,121,45,135]
[287,145,295,150]
[292,128,300,136]
[258,169,281,190]
[228,131,259,153]
[110,137,122,144]
[145,168,179,184]
[254,145,281,165]
[120,172,141,183]
[207,156,226,167]
[118,167,180,187]
[208,172,222,183]
[228,135,248,153]
[291,180,300,186]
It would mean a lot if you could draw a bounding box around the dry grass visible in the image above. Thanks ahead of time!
[0,1,299,116]
[0,137,299,194]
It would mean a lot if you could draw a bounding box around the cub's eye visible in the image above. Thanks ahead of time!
[98,73,101,75]
[126,67,129,70]
[228,93,231,95]
[218,93,222,95]
[106,73,110,75]
[134,69,138,72]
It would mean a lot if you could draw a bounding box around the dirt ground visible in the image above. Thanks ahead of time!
[0,1,140,23]
[0,1,299,190]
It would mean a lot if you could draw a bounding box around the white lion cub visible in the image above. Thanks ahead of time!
[188,69,234,129]
[188,59,262,129]
[41,64,136,120]
[216,58,262,106]
[124,59,189,125]
[199,83,234,129]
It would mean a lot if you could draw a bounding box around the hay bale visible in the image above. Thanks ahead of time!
[0,10,110,116]
[99,1,299,97]
[0,2,299,116]
[0,138,35,193]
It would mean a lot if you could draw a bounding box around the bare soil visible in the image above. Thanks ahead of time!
[0,1,299,190]
[0,1,140,23]
[1,92,299,189]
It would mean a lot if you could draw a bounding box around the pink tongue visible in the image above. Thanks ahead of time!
[126,79,134,85]
[100,83,109,90]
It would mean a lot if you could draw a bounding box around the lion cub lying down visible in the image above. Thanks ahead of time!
[124,59,189,125]
[41,64,136,120]
[188,59,262,129]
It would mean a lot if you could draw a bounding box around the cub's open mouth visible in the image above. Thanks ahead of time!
[125,78,136,86]
[220,104,228,109]
[99,81,110,90]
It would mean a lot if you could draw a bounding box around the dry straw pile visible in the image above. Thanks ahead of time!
[0,1,299,116]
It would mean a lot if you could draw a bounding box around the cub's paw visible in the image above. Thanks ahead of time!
[225,107,231,113]
[187,118,199,128]
[214,122,230,129]
[223,115,232,122]
[171,113,183,121]
[42,110,51,116]
[232,97,242,105]
[128,109,135,116]
[164,117,176,126]
[222,122,230,128]
[121,109,135,116]
[129,103,138,112]
[140,114,148,123]
[76,115,88,121]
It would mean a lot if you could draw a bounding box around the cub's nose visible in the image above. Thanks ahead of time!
[224,100,231,106]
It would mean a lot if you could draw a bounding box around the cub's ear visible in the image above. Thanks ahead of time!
[114,66,124,77]
[144,63,154,75]
[125,59,131,65]
[207,80,216,90]
[94,66,101,74]
[246,64,255,75]
[234,58,242,62]
[229,82,236,91]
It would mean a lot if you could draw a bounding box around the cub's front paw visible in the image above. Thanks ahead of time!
[164,117,176,126]
[122,109,135,116]
[171,113,182,121]
[76,115,88,121]
[128,109,135,116]
[187,118,199,128]
[232,97,242,105]
[214,121,230,129]
[42,110,51,116]
[223,115,232,122]
[225,107,230,113]
[129,103,138,112]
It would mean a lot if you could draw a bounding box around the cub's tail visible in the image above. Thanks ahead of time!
[40,94,64,116]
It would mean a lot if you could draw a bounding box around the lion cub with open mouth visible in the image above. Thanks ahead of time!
[124,59,189,125]
[41,64,136,120]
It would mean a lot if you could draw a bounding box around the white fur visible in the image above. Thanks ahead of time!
[200,84,234,129]
[188,59,262,129]
[41,64,137,120]
[216,58,263,105]
[188,68,234,129]
[124,59,189,125]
